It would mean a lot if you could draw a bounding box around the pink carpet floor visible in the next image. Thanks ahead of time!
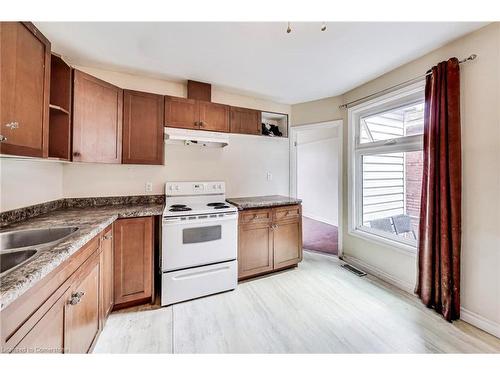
[302,216,338,255]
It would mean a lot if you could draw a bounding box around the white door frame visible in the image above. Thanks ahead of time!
[289,120,343,257]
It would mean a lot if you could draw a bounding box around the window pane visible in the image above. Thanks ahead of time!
[361,150,423,245]
[360,102,424,144]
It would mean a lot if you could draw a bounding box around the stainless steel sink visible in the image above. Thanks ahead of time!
[1,249,38,274]
[0,226,79,251]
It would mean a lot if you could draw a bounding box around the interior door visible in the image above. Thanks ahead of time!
[199,102,230,132]
[0,22,50,157]
[164,96,199,130]
[72,69,123,163]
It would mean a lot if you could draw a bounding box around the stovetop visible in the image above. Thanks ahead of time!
[163,181,237,218]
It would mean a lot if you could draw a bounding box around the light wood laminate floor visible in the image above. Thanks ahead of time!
[93,252,500,353]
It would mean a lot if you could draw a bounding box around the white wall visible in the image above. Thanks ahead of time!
[63,135,289,198]
[292,23,500,337]
[297,127,339,225]
[0,158,64,211]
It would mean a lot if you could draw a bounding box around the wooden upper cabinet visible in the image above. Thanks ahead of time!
[230,107,260,135]
[122,90,164,165]
[64,254,100,353]
[0,22,50,157]
[199,101,229,132]
[164,96,198,130]
[72,70,123,163]
[113,217,154,308]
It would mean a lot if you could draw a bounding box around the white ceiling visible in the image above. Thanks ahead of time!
[36,22,487,104]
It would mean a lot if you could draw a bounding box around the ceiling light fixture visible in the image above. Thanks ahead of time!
[285,22,327,34]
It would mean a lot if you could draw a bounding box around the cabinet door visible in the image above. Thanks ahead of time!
[0,22,50,157]
[100,227,114,322]
[238,222,273,279]
[13,291,66,354]
[113,217,153,307]
[230,107,260,135]
[122,90,164,165]
[272,217,303,270]
[72,70,123,163]
[64,256,100,353]
[199,101,230,132]
[164,96,199,130]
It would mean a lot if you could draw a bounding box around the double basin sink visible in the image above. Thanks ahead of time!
[0,227,79,275]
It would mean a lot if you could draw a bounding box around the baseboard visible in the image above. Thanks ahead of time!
[302,213,337,227]
[342,256,500,339]
[341,254,414,294]
[460,307,500,338]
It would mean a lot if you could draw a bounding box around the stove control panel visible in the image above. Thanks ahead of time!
[166,181,225,196]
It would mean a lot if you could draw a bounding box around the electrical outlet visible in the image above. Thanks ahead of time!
[145,182,153,193]
[267,172,273,181]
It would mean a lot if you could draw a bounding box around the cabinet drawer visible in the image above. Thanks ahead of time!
[239,208,272,224]
[273,205,301,222]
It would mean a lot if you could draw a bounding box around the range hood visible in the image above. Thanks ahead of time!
[164,127,229,148]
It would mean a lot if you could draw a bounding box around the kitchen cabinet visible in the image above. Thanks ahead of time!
[164,96,230,133]
[100,225,114,322]
[64,253,100,353]
[164,96,199,130]
[198,101,230,132]
[113,217,154,308]
[13,291,66,354]
[122,90,164,165]
[238,205,302,280]
[0,22,51,157]
[72,69,123,163]
[230,107,260,135]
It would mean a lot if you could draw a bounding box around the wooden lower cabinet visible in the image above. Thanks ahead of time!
[13,291,67,354]
[238,205,302,280]
[1,217,155,354]
[113,217,154,308]
[238,222,273,279]
[64,254,100,354]
[100,226,114,322]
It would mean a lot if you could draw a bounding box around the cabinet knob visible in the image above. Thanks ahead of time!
[5,121,19,129]
[104,234,113,240]
[73,151,81,157]
[69,291,85,305]
[199,121,205,127]
[0,135,7,142]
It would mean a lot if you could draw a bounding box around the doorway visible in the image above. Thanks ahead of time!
[290,120,343,257]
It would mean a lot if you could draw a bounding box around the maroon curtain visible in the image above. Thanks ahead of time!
[415,58,462,321]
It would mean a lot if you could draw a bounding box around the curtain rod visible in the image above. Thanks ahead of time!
[339,54,477,109]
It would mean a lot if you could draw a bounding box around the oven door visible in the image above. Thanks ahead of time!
[162,213,238,271]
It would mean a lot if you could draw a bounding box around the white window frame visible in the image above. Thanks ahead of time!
[347,81,425,253]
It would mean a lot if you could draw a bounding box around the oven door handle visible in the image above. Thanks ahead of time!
[171,266,231,280]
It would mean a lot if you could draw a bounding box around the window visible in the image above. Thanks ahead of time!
[348,82,424,250]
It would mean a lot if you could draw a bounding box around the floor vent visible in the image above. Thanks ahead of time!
[341,263,367,277]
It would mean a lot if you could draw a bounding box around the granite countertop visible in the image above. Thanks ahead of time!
[0,203,163,311]
[226,195,302,210]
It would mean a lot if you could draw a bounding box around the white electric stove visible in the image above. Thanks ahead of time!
[161,181,238,306]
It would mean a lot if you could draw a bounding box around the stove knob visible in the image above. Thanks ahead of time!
[217,184,222,189]
[175,185,179,191]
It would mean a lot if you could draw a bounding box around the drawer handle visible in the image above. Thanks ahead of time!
[69,291,85,305]
[103,234,113,240]
[0,135,7,142]
[172,266,230,280]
